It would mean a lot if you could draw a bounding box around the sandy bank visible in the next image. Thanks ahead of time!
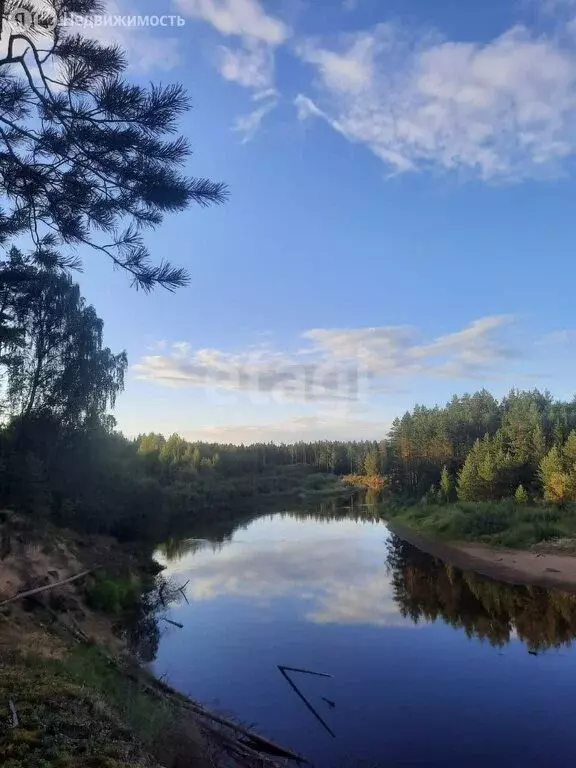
[388,522,576,593]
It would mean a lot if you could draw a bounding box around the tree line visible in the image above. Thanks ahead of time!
[383,389,576,505]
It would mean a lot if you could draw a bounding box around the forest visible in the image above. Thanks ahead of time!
[0,245,575,544]
[0,0,574,549]
[0,247,574,544]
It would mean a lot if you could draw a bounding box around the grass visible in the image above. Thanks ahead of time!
[384,499,576,549]
[0,644,208,768]
[0,647,162,768]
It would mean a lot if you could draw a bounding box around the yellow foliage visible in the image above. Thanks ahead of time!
[342,474,386,490]
[544,471,569,504]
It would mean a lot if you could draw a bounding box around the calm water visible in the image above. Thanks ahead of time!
[152,508,576,766]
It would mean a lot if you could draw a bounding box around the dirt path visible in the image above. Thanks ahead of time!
[388,522,576,593]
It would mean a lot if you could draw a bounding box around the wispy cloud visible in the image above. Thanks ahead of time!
[218,39,275,91]
[176,0,289,44]
[295,19,576,180]
[178,0,288,138]
[233,98,278,141]
[133,315,522,402]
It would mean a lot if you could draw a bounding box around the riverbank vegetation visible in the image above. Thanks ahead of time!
[372,389,576,547]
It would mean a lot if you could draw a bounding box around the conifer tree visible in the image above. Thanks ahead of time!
[539,446,569,504]
[439,465,452,502]
[457,440,483,501]
[0,0,227,290]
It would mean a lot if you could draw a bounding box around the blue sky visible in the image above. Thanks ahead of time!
[73,0,576,442]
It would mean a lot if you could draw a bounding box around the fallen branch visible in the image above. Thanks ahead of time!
[118,666,305,762]
[188,700,305,762]
[160,617,184,629]
[278,665,332,678]
[29,596,90,644]
[0,569,95,607]
[178,580,190,605]
[278,667,335,739]
[8,700,18,728]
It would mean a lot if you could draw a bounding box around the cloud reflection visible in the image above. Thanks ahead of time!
[158,518,413,627]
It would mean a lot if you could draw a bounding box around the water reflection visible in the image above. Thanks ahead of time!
[387,535,576,651]
[159,509,576,652]
[159,514,409,627]
[156,536,223,561]
[154,510,576,766]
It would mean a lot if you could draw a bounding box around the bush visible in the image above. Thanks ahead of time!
[85,571,141,614]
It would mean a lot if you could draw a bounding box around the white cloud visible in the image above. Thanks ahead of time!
[133,315,522,403]
[297,32,378,94]
[294,93,324,120]
[176,0,289,44]
[218,39,275,91]
[233,98,278,141]
[179,1,288,138]
[217,37,279,140]
[295,21,576,179]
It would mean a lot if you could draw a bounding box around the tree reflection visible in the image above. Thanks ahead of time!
[157,536,223,562]
[154,498,576,653]
[386,535,576,651]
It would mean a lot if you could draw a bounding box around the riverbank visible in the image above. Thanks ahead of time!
[388,520,576,593]
[0,517,299,767]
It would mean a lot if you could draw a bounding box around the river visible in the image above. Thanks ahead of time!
[151,504,576,767]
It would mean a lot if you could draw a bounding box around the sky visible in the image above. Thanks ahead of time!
[54,0,576,442]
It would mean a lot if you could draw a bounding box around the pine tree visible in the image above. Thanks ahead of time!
[457,440,484,501]
[539,447,569,504]
[364,450,380,477]
[0,1,227,290]
[514,484,528,503]
[439,466,452,503]
[563,430,576,468]
[478,440,496,499]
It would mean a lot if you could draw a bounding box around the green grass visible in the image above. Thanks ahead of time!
[0,647,163,767]
[385,499,576,549]
[85,572,143,614]
[59,646,172,743]
[0,643,213,768]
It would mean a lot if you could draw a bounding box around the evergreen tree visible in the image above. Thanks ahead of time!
[539,447,569,504]
[514,484,528,503]
[439,465,452,502]
[563,430,576,468]
[457,440,483,501]
[0,0,227,289]
[364,450,380,476]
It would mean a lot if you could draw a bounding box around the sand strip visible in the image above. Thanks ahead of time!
[388,522,576,593]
